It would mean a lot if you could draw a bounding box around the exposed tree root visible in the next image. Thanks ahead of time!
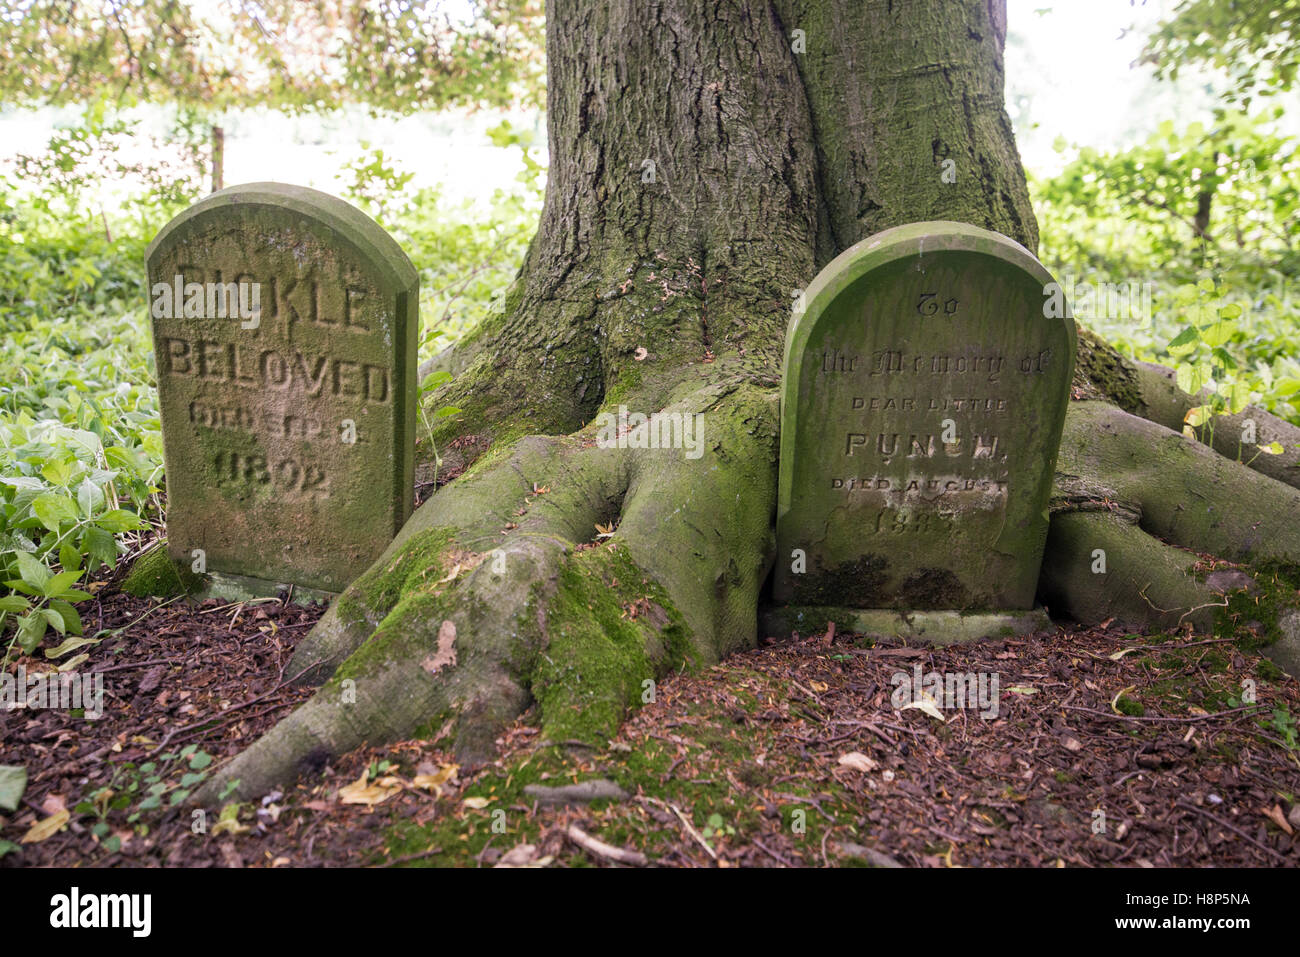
[1042,400,1300,631]
[199,373,777,802]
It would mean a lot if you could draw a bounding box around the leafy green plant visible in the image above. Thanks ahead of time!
[1164,279,1287,454]
[700,812,736,845]
[1034,113,1300,428]
[1269,704,1298,750]
[74,744,215,850]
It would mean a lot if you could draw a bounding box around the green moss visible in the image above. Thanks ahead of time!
[120,543,203,598]
[326,526,467,685]
[530,543,693,746]
[1115,695,1145,717]
[1074,326,1142,412]
[1213,560,1300,652]
[456,429,527,482]
[352,527,458,612]
[1257,658,1285,682]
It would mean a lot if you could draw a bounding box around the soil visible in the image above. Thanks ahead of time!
[3,583,1298,868]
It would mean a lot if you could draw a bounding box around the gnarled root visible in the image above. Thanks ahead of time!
[198,378,777,803]
[1041,400,1300,631]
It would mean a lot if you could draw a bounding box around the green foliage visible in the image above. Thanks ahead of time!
[1037,112,1300,282]
[0,117,189,661]
[1034,112,1300,426]
[342,120,543,353]
[75,744,216,852]
[1143,0,1300,106]
[0,0,544,114]
[336,126,542,470]
[1269,703,1298,750]
[1159,280,1293,458]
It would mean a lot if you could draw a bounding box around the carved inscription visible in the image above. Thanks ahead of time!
[775,223,1075,610]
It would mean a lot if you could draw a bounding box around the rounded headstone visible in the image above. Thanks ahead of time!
[775,221,1076,611]
[145,183,419,592]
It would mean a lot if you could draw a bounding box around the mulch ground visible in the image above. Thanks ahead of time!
[3,584,1299,868]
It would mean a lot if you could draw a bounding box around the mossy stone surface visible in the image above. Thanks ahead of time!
[120,543,204,598]
[775,221,1076,611]
[145,183,418,592]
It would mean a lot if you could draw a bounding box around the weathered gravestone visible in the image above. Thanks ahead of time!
[773,221,1075,638]
[146,183,418,595]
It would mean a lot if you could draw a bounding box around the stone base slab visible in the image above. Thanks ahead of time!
[760,605,1052,646]
[196,570,336,607]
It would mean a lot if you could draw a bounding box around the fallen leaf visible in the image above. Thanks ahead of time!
[837,752,878,773]
[40,794,66,815]
[495,843,553,867]
[412,763,459,796]
[1007,685,1039,696]
[462,796,491,809]
[211,803,251,836]
[0,766,26,813]
[900,696,946,722]
[421,620,458,675]
[21,809,69,844]
[339,772,403,806]
[1263,804,1294,836]
[435,563,464,585]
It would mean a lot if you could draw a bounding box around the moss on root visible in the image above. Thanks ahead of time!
[328,529,471,686]
[529,542,693,746]
[120,543,203,598]
[351,527,460,613]
[1072,326,1142,413]
[1213,561,1300,653]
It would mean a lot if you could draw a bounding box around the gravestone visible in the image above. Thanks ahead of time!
[774,221,1075,635]
[146,183,419,595]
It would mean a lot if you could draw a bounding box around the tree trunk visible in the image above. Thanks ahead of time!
[200,0,1300,803]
